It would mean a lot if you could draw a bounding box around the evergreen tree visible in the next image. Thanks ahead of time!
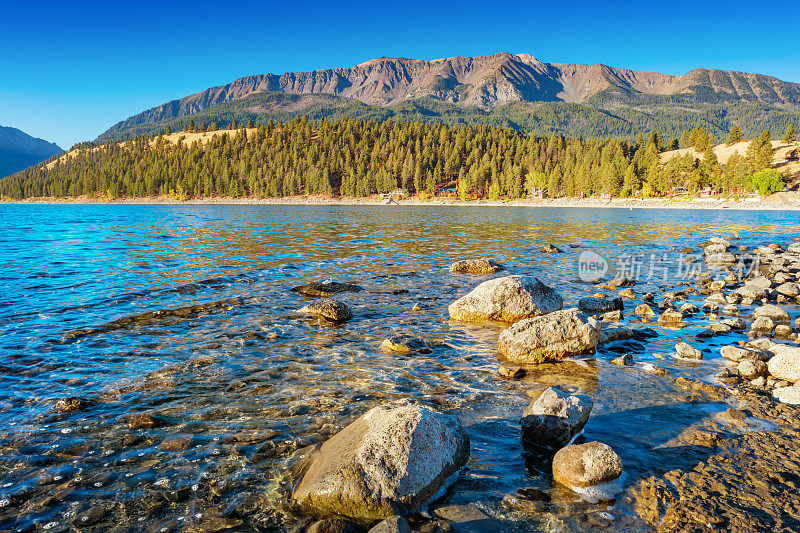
[783,124,796,144]
[726,125,742,145]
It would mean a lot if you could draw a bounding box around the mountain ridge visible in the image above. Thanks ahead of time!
[98,53,800,142]
[0,126,63,178]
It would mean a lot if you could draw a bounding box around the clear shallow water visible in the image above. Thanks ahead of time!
[0,204,798,532]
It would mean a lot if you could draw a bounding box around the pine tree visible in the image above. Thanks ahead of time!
[783,124,796,144]
[726,125,742,145]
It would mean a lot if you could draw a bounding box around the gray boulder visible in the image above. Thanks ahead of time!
[498,308,600,364]
[521,387,592,449]
[449,275,563,324]
[293,399,470,521]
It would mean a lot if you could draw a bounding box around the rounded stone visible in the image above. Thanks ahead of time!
[552,442,623,489]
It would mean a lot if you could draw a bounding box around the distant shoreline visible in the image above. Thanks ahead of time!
[3,194,800,210]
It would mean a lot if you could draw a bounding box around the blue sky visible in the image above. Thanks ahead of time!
[1,0,797,149]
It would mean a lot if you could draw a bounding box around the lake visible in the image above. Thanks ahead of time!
[0,204,798,531]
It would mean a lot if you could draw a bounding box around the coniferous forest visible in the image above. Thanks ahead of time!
[0,116,789,200]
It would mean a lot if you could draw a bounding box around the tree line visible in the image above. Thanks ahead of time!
[0,117,794,200]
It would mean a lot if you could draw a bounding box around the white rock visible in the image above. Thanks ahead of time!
[448,275,563,324]
[767,345,800,383]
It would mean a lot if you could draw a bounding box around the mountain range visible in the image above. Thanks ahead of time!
[0,126,62,178]
[99,53,800,142]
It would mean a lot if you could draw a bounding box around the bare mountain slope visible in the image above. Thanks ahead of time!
[99,53,800,140]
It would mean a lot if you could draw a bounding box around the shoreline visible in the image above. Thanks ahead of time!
[3,193,800,210]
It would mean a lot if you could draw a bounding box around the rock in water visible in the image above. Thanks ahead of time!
[293,281,363,297]
[448,275,563,324]
[552,441,623,492]
[381,335,429,354]
[449,259,505,274]
[293,399,470,521]
[767,345,800,382]
[498,308,601,364]
[578,296,623,314]
[675,342,702,360]
[299,299,353,323]
[540,243,563,253]
[520,387,592,449]
[753,304,790,324]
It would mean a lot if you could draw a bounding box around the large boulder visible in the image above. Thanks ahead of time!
[449,259,504,274]
[498,308,600,364]
[448,275,563,324]
[787,242,800,255]
[767,345,800,383]
[293,400,470,521]
[521,387,592,449]
[293,281,363,297]
[552,441,623,489]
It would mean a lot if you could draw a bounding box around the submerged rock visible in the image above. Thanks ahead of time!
[540,243,563,254]
[381,335,429,354]
[520,387,592,449]
[552,441,623,491]
[449,258,505,274]
[498,308,601,364]
[448,275,563,324]
[299,299,353,323]
[293,281,363,297]
[51,396,94,414]
[293,399,470,521]
[578,296,623,315]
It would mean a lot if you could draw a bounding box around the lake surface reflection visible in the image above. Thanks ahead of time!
[0,204,797,531]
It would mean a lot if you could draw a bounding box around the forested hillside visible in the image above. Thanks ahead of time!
[97,91,800,145]
[1,117,791,200]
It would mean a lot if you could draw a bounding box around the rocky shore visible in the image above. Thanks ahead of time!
[278,236,800,532]
[4,219,800,532]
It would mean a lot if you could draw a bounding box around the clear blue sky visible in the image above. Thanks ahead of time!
[1,0,797,149]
